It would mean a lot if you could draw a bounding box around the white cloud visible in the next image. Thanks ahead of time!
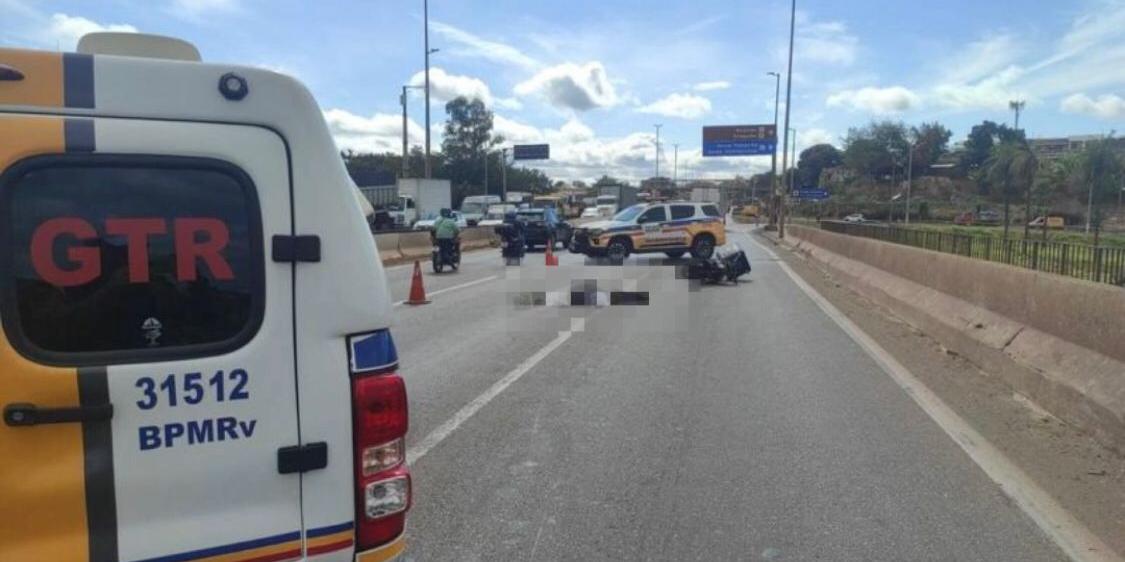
[409,67,493,106]
[1061,93,1125,120]
[826,86,920,114]
[940,35,1023,85]
[796,13,858,66]
[514,61,619,111]
[430,20,539,70]
[637,93,712,119]
[493,115,544,144]
[170,0,239,20]
[932,66,1027,111]
[323,109,425,154]
[45,13,136,50]
[693,81,731,92]
[495,97,523,111]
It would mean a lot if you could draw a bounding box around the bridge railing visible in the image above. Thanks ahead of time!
[818,221,1125,287]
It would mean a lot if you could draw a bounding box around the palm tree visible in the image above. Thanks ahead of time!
[986,141,1037,239]
[1032,155,1076,240]
[1077,136,1124,246]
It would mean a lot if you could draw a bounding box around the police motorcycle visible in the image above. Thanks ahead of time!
[685,243,752,284]
[494,213,526,266]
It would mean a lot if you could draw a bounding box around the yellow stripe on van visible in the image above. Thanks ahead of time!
[0,49,64,108]
[0,115,89,562]
[355,535,406,562]
[186,539,302,562]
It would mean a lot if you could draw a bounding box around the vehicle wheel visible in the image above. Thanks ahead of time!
[432,256,443,274]
[690,235,715,260]
[664,250,686,259]
[606,237,631,262]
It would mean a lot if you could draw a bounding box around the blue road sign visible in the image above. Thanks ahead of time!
[702,140,777,157]
[793,188,830,200]
[702,124,777,157]
[513,144,550,160]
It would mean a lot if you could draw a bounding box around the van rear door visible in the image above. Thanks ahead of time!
[0,114,303,562]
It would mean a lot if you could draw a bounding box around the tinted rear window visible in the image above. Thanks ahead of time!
[670,205,695,220]
[638,206,667,223]
[701,205,721,217]
[0,155,264,365]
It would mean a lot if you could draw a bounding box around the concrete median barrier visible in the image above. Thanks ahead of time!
[460,227,497,250]
[398,231,433,260]
[781,224,1125,453]
[374,232,402,263]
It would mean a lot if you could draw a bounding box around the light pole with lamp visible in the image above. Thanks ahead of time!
[400,84,425,178]
[767,71,781,225]
[778,0,796,239]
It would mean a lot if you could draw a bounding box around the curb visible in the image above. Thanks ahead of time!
[763,228,1125,454]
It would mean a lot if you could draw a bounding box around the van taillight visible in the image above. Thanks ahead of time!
[352,372,410,549]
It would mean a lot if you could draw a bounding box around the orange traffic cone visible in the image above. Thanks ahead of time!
[545,244,559,266]
[406,260,430,305]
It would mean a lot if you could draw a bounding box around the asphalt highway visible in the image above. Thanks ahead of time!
[387,227,1067,561]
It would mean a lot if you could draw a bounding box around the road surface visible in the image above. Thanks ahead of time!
[386,227,1069,561]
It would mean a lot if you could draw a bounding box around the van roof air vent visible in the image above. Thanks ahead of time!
[77,33,202,62]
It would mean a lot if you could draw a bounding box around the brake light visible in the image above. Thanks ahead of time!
[349,331,410,551]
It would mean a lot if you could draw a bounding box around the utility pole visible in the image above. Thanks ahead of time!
[423,0,432,177]
[501,148,508,202]
[400,85,424,178]
[779,0,796,239]
[401,87,409,178]
[673,143,679,185]
[484,150,489,196]
[905,139,914,224]
[788,128,798,195]
[653,124,663,179]
[767,71,780,224]
[1009,100,1025,131]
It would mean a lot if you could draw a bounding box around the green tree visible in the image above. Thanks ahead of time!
[910,122,952,172]
[985,141,1037,239]
[797,144,842,187]
[1076,136,1124,245]
[843,121,908,180]
[442,96,501,203]
[961,120,1025,173]
[593,175,625,187]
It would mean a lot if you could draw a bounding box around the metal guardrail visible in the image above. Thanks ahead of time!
[819,221,1125,287]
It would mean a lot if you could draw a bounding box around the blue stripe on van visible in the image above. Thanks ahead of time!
[350,330,398,374]
[130,530,300,562]
[306,521,354,538]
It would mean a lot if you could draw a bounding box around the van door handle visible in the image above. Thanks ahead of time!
[3,402,113,427]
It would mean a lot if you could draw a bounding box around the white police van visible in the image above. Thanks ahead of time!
[0,34,408,562]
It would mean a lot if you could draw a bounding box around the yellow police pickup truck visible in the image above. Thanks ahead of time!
[570,201,726,261]
[1,33,408,562]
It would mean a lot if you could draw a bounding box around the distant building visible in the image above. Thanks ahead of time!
[1029,134,1109,160]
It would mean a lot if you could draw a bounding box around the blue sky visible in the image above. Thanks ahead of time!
[3,0,1124,182]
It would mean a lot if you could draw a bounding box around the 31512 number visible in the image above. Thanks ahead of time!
[136,369,249,410]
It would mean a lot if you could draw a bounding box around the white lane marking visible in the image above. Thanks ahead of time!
[408,329,574,465]
[394,275,498,307]
[746,236,1121,562]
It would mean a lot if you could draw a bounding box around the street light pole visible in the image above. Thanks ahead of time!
[767,71,780,224]
[401,85,424,178]
[401,87,409,178]
[905,139,914,224]
[673,143,679,185]
[501,148,508,202]
[788,128,797,194]
[779,0,796,239]
[423,0,432,177]
[653,124,662,179]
